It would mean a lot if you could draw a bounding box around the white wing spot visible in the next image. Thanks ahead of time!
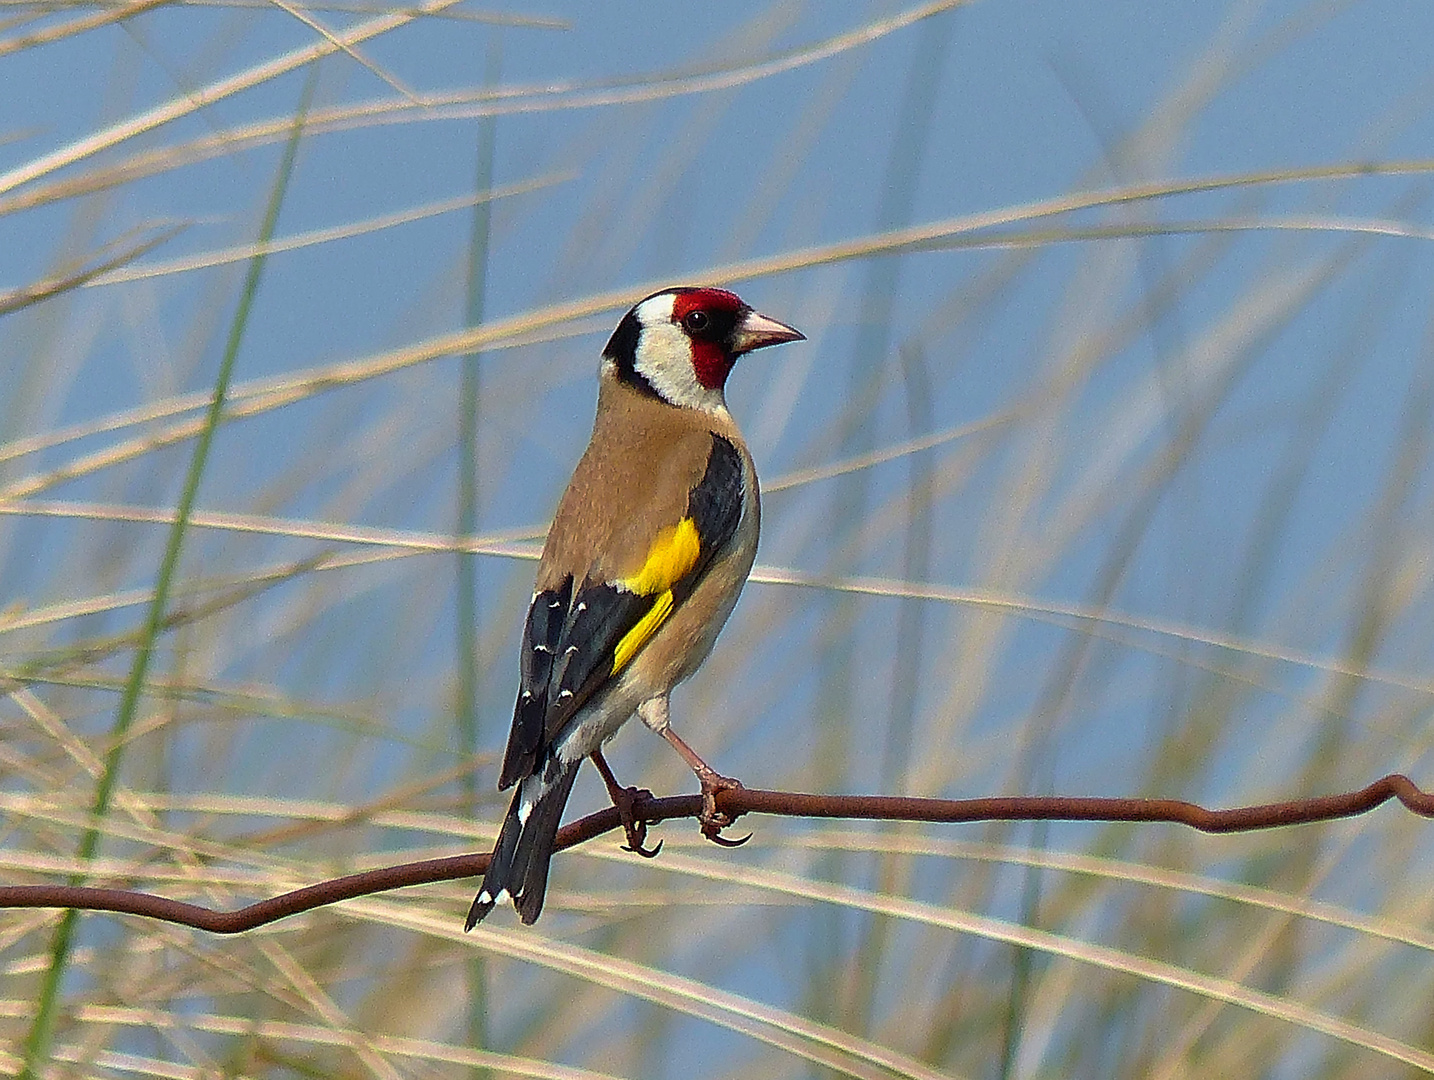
[517,787,538,825]
[558,689,574,699]
[564,645,578,656]
[476,889,492,904]
[533,644,552,654]
[575,602,587,614]
[491,888,510,905]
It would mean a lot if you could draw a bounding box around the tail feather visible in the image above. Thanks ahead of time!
[466,758,580,928]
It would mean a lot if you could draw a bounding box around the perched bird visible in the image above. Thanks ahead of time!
[467,286,803,927]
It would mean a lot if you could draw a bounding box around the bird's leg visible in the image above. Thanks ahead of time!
[590,748,661,858]
[637,696,750,847]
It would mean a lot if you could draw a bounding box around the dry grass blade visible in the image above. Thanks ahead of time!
[0,224,186,316]
[0,0,168,56]
[5,494,1431,700]
[0,0,468,196]
[86,171,573,286]
[0,0,961,205]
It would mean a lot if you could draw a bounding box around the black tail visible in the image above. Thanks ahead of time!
[466,757,580,927]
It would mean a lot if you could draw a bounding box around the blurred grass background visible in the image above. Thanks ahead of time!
[6,0,1434,1076]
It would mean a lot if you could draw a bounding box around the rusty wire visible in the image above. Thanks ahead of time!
[3,774,1432,933]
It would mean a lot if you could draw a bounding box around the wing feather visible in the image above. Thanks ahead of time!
[499,577,573,789]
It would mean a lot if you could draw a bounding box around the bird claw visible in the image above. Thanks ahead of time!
[697,770,748,846]
[630,835,664,858]
[622,813,663,858]
[612,785,663,857]
[705,828,752,848]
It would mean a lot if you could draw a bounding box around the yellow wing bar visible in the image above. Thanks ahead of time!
[611,590,674,674]
[610,518,704,674]
[622,518,701,596]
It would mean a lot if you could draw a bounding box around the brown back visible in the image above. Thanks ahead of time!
[537,375,741,587]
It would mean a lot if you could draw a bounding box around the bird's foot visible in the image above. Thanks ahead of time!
[696,769,750,847]
[613,784,663,858]
[591,750,662,857]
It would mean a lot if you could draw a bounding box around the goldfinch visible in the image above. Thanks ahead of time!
[466,287,803,926]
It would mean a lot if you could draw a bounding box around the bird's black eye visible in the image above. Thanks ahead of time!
[682,310,710,333]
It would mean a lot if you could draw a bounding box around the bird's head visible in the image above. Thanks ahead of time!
[603,287,804,414]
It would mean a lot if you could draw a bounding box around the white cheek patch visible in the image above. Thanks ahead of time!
[632,296,729,415]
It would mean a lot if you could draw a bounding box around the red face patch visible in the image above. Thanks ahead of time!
[687,338,726,389]
[672,289,745,390]
[672,289,743,320]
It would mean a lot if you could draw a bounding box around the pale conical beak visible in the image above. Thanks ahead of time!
[730,309,805,355]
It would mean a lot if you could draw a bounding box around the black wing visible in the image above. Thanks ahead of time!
[497,434,744,790]
[498,576,572,789]
[684,430,744,558]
